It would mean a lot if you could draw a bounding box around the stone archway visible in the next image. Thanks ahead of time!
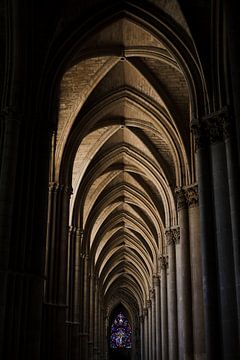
[41,2,209,360]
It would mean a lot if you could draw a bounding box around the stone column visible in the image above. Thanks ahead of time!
[80,253,90,359]
[143,307,148,360]
[88,273,95,359]
[207,113,239,357]
[153,275,161,360]
[147,299,152,360]
[98,301,104,360]
[66,226,79,360]
[139,314,144,360]
[151,289,156,360]
[175,188,193,360]
[186,185,206,360]
[0,108,21,356]
[224,10,240,325]
[225,123,240,337]
[160,255,168,360]
[166,227,179,360]
[93,279,99,359]
[192,119,222,359]
[43,182,72,360]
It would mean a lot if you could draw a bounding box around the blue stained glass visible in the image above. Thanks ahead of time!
[110,312,132,349]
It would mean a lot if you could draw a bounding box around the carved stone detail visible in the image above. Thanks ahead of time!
[175,187,187,210]
[185,184,199,208]
[165,227,180,246]
[48,182,72,196]
[159,255,168,269]
[191,120,207,150]
[191,108,231,150]
[205,115,224,144]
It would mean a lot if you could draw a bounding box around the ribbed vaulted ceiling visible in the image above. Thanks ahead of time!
[55,16,191,316]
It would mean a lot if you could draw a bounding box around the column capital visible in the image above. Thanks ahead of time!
[76,227,84,238]
[63,184,73,197]
[159,255,168,269]
[68,225,77,234]
[48,182,72,196]
[185,184,199,208]
[191,107,231,150]
[191,118,206,150]
[203,108,230,144]
[175,187,187,210]
[48,181,59,192]
[80,252,89,260]
[165,227,180,246]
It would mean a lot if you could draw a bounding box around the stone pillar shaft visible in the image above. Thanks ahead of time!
[151,290,156,360]
[225,137,240,335]
[175,189,193,360]
[143,308,148,360]
[186,185,206,360]
[43,183,72,360]
[160,256,168,360]
[192,112,240,358]
[211,139,239,356]
[147,300,152,360]
[140,315,144,360]
[154,276,162,360]
[195,144,222,359]
[166,228,179,360]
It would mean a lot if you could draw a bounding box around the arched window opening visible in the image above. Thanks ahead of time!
[110,312,132,349]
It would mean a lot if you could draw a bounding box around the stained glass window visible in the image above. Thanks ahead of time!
[110,312,132,349]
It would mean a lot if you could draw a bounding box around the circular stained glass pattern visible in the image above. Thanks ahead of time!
[110,312,132,349]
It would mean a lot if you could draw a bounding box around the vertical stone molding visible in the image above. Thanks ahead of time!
[0,108,21,268]
[146,299,152,360]
[43,181,72,360]
[192,110,238,358]
[153,275,161,360]
[187,185,206,360]
[150,289,156,360]
[192,109,238,358]
[139,314,144,360]
[88,272,96,359]
[225,132,240,339]
[210,125,239,357]
[143,307,149,360]
[194,137,222,358]
[175,188,193,360]
[166,227,179,360]
[160,255,168,360]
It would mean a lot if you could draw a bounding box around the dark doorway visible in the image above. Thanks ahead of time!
[109,348,131,359]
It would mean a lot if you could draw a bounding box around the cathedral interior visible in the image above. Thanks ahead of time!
[0,1,240,359]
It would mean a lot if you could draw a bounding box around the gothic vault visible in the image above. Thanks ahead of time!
[0,1,240,360]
